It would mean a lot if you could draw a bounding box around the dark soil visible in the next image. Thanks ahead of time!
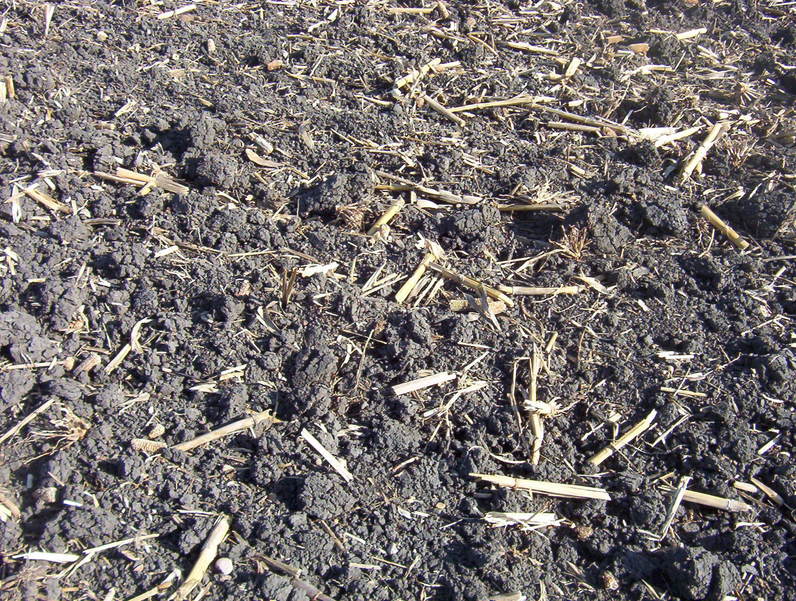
[1,2,795,601]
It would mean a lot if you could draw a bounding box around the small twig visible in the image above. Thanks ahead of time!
[367,197,405,235]
[421,94,465,126]
[392,372,456,395]
[300,429,354,482]
[428,263,514,307]
[528,345,543,465]
[257,553,337,601]
[680,122,728,181]
[471,473,611,500]
[682,489,751,512]
[588,410,657,466]
[658,476,690,540]
[499,285,582,296]
[171,516,229,601]
[700,205,749,250]
[0,398,55,446]
[173,410,278,452]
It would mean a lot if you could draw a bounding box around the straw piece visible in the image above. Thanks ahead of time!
[484,511,560,527]
[172,410,278,452]
[528,347,543,465]
[471,473,611,501]
[0,398,55,446]
[700,205,749,250]
[392,372,456,395]
[680,122,728,181]
[104,343,131,374]
[428,263,514,307]
[300,429,354,482]
[14,551,80,563]
[750,477,784,506]
[449,94,551,113]
[367,197,405,235]
[588,410,657,466]
[421,94,466,126]
[682,489,752,512]
[498,285,582,296]
[0,491,21,520]
[658,476,690,540]
[171,516,229,601]
[24,186,70,214]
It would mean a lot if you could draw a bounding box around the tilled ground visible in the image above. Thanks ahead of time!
[0,1,795,600]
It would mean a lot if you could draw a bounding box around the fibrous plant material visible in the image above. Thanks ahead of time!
[527,346,543,465]
[749,477,785,506]
[171,515,229,601]
[498,285,582,296]
[391,372,456,395]
[428,263,514,307]
[700,205,750,250]
[0,489,21,521]
[0,398,55,446]
[367,197,405,235]
[24,185,70,214]
[300,428,354,482]
[172,410,278,452]
[94,167,189,195]
[588,410,657,466]
[658,476,691,540]
[257,553,338,601]
[13,551,80,563]
[376,171,480,205]
[682,489,752,512]
[484,511,561,529]
[395,239,444,304]
[680,122,729,181]
[471,473,611,501]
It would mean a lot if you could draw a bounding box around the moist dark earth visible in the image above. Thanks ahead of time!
[0,1,795,600]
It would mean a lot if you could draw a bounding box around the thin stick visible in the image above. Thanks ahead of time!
[680,122,728,181]
[392,372,456,395]
[172,410,278,452]
[497,203,566,212]
[658,476,690,540]
[682,489,751,512]
[367,197,405,235]
[499,285,582,296]
[300,429,354,482]
[700,205,749,250]
[24,186,70,214]
[449,94,549,113]
[471,473,611,500]
[396,252,437,303]
[375,171,480,205]
[750,477,784,506]
[484,511,561,527]
[660,386,706,398]
[13,551,79,563]
[421,94,465,126]
[528,346,543,465]
[171,516,229,601]
[104,343,131,374]
[428,263,514,307]
[0,398,55,446]
[588,410,657,466]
